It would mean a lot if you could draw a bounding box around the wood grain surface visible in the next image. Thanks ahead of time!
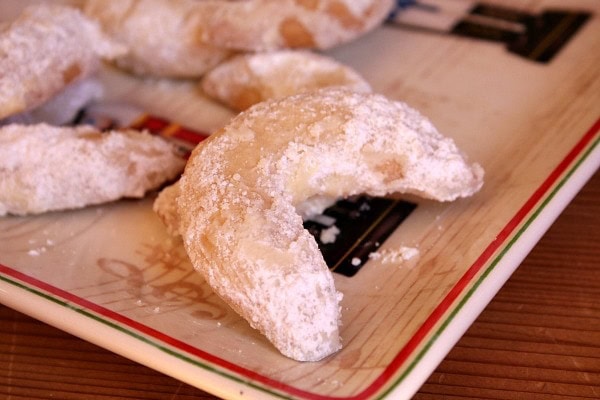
[1,170,597,400]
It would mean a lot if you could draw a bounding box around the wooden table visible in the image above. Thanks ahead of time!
[1,170,597,400]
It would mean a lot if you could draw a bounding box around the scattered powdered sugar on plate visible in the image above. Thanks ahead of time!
[368,246,420,265]
[319,225,340,244]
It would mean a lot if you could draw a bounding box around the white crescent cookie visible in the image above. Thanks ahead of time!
[191,0,396,51]
[0,3,124,120]
[201,50,372,111]
[176,88,484,361]
[81,0,232,78]
[0,124,185,216]
[80,0,393,78]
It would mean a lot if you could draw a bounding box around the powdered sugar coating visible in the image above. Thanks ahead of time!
[82,0,231,78]
[0,124,185,216]
[0,3,125,119]
[201,50,372,111]
[177,88,483,361]
[188,0,395,51]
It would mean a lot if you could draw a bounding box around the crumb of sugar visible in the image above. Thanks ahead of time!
[28,246,47,257]
[319,225,340,244]
[369,246,420,265]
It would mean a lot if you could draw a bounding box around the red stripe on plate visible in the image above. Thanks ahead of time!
[130,114,170,132]
[171,126,209,145]
[130,115,209,144]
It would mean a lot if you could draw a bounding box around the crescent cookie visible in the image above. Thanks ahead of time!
[176,88,484,361]
[200,50,372,111]
[81,0,232,78]
[0,124,185,216]
[192,0,396,51]
[81,0,393,71]
[0,3,125,120]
